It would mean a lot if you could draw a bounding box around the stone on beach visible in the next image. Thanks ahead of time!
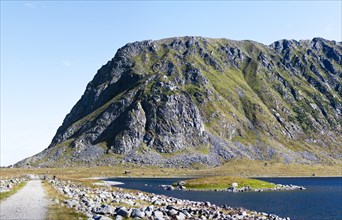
[232,182,238,188]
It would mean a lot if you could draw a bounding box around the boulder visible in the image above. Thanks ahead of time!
[115,216,123,220]
[176,212,186,220]
[181,210,192,218]
[102,204,115,215]
[152,199,162,205]
[153,210,164,219]
[64,199,79,208]
[116,207,131,218]
[168,209,178,216]
[232,182,238,188]
[97,216,112,220]
[131,208,145,218]
[144,206,154,217]
[63,186,70,194]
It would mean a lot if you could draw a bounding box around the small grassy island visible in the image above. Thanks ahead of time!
[179,176,276,190]
[170,176,305,192]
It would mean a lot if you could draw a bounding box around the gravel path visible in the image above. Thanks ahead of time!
[0,180,48,220]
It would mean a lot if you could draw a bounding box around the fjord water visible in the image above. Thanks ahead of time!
[108,177,342,220]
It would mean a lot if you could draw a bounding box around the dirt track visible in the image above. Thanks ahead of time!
[0,180,48,220]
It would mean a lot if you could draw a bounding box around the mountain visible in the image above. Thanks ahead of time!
[16,37,342,168]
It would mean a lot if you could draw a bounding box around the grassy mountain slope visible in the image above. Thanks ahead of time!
[15,37,342,168]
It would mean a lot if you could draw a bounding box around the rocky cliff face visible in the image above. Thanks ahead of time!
[16,37,342,167]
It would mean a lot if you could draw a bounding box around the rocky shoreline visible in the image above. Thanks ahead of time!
[47,178,290,220]
[160,181,306,193]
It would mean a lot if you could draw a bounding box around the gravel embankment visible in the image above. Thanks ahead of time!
[0,178,27,193]
[0,180,48,220]
[50,178,290,220]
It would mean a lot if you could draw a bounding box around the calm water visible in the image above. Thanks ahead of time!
[106,177,342,220]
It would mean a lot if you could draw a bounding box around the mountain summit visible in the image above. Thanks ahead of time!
[16,37,342,167]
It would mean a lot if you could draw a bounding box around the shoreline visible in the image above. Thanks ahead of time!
[88,175,342,180]
[89,175,336,191]
[48,177,290,220]
[3,161,341,180]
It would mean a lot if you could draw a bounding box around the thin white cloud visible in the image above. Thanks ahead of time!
[61,60,72,67]
[24,2,47,9]
[286,23,293,28]
[24,3,36,8]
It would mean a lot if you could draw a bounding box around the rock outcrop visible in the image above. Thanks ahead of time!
[15,37,342,167]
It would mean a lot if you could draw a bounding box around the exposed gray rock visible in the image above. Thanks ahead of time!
[131,208,145,218]
[98,204,114,215]
[65,199,79,208]
[153,210,164,219]
[175,212,186,220]
[15,37,342,168]
[95,215,112,220]
[116,207,130,218]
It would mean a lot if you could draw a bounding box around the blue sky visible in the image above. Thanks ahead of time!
[1,1,341,166]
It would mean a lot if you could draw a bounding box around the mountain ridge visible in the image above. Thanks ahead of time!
[15,36,342,168]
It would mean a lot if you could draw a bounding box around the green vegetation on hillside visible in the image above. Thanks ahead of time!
[14,37,342,168]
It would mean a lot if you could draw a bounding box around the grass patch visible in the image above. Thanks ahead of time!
[179,176,276,190]
[1,159,341,182]
[0,181,27,201]
[42,181,88,220]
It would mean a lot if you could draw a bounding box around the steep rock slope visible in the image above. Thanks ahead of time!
[16,37,342,167]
